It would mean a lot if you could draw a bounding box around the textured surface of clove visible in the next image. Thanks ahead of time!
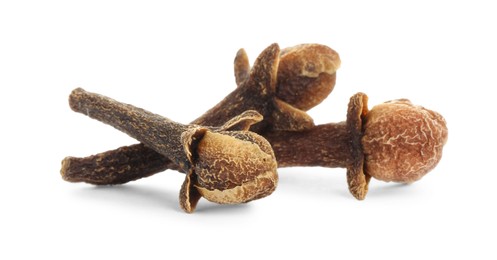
[361,99,448,183]
[69,88,190,168]
[67,88,278,213]
[61,144,177,184]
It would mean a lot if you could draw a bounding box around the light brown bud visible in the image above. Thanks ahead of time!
[194,131,278,204]
[362,99,448,183]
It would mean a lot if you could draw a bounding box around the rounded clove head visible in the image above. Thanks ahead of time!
[276,44,341,111]
[179,110,278,213]
[194,131,278,204]
[361,99,448,183]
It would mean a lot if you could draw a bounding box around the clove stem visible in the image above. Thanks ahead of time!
[69,88,191,169]
[265,122,354,168]
[61,144,178,184]
[62,122,356,185]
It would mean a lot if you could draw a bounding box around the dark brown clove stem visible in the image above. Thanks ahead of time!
[61,144,178,184]
[69,88,192,169]
[265,122,354,168]
[61,123,355,184]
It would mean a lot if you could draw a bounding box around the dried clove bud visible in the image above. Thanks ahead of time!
[276,44,340,111]
[266,93,448,199]
[68,88,278,213]
[62,43,340,185]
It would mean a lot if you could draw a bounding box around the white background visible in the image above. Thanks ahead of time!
[1,1,495,259]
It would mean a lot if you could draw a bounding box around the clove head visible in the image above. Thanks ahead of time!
[276,44,341,111]
[179,110,278,213]
[194,131,278,204]
[229,43,341,132]
[361,99,448,183]
[344,93,448,199]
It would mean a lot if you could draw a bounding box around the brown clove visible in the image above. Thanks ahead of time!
[61,43,341,185]
[66,91,448,201]
[265,93,448,199]
[68,88,278,213]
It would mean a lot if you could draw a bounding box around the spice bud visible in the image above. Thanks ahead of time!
[362,99,448,183]
[193,131,278,204]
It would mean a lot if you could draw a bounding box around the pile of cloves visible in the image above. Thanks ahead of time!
[62,43,448,213]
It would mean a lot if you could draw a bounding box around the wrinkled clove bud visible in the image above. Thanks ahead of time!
[68,88,278,213]
[62,43,340,185]
[266,93,448,199]
[195,43,340,132]
[276,44,340,111]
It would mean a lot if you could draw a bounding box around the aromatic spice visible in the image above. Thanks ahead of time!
[266,93,448,199]
[69,88,278,213]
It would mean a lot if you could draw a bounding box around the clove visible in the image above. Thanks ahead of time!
[68,88,278,213]
[61,43,340,185]
[265,93,448,199]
